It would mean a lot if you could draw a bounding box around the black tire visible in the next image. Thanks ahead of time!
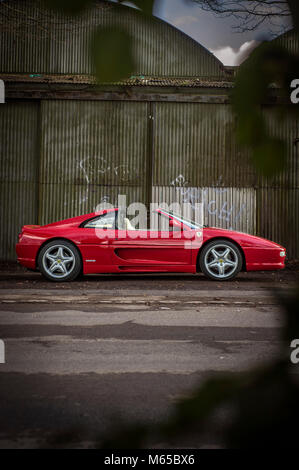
[38,239,82,282]
[199,239,242,281]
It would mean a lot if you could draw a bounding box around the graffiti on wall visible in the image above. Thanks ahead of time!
[63,157,119,208]
[170,174,248,230]
[79,157,134,186]
[62,163,250,232]
[63,157,135,208]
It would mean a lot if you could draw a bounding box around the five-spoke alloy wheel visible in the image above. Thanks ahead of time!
[199,240,242,281]
[38,240,82,281]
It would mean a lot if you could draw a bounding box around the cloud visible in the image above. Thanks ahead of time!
[211,40,260,66]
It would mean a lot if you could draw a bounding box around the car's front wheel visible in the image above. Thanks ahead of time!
[38,240,82,282]
[199,240,242,281]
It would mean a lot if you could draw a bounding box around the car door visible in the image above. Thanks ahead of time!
[110,212,195,271]
[78,210,117,272]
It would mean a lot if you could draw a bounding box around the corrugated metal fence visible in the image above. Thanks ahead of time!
[0,102,39,260]
[39,100,148,224]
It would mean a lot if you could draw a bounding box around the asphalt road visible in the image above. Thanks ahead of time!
[0,269,298,448]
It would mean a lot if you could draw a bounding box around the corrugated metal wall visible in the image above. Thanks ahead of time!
[39,100,149,224]
[153,102,256,187]
[257,188,299,260]
[256,106,299,258]
[151,102,299,257]
[0,102,39,260]
[274,29,299,56]
[0,0,224,77]
[152,186,256,234]
[152,102,257,234]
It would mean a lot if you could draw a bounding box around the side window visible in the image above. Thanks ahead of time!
[83,213,116,229]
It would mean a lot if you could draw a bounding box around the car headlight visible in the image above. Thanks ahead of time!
[280,251,286,257]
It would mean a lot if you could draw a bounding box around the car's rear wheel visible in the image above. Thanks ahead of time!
[199,240,242,281]
[38,240,81,282]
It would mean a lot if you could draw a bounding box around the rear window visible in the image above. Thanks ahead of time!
[83,213,116,229]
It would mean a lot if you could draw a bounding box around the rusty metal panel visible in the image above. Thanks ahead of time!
[153,102,256,188]
[0,0,98,75]
[39,184,146,225]
[201,187,256,233]
[256,188,299,259]
[39,100,148,224]
[0,102,39,260]
[261,106,299,189]
[0,0,224,77]
[117,6,224,77]
[274,30,299,56]
[255,108,299,258]
[152,186,256,234]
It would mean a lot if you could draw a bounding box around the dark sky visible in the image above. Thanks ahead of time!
[152,0,291,65]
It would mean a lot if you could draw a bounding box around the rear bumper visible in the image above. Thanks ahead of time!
[16,243,38,270]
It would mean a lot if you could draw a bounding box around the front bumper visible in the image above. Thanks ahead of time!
[244,246,286,271]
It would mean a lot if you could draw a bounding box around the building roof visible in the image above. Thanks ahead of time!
[1,73,234,89]
[0,0,226,79]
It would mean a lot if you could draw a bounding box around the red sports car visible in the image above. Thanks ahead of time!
[16,207,286,282]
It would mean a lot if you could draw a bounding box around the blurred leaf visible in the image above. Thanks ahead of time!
[226,360,299,449]
[45,0,90,15]
[252,139,286,177]
[288,0,299,33]
[99,423,149,449]
[236,110,266,147]
[159,373,248,439]
[232,41,299,177]
[276,288,299,344]
[91,27,135,83]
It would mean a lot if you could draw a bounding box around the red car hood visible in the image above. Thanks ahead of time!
[204,226,285,250]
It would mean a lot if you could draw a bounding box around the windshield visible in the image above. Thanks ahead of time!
[158,209,203,229]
